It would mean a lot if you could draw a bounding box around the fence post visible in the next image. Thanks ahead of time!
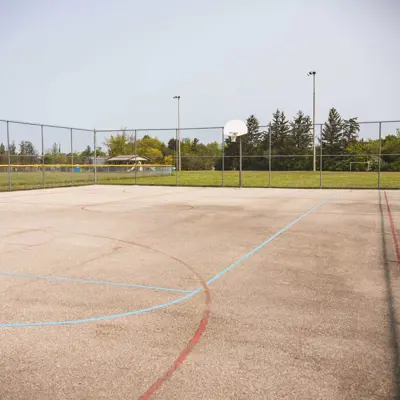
[93,129,97,184]
[320,125,323,189]
[6,121,11,190]
[269,130,272,187]
[175,129,179,186]
[378,122,382,190]
[221,127,224,187]
[134,130,137,185]
[70,128,74,186]
[41,125,45,188]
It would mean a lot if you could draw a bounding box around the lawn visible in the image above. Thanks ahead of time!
[0,170,399,191]
[133,171,400,188]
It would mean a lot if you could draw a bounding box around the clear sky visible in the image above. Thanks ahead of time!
[0,0,399,151]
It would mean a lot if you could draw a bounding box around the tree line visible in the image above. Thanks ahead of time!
[1,109,399,171]
[219,108,363,171]
[103,109,400,171]
[0,141,106,165]
[105,131,221,169]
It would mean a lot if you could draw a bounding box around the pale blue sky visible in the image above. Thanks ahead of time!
[0,0,399,151]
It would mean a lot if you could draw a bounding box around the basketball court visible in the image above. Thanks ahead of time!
[0,185,398,399]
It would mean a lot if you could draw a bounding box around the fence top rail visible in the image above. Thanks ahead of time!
[1,119,400,134]
[95,126,225,133]
[0,119,92,132]
[87,119,400,133]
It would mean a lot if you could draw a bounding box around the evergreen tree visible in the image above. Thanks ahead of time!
[191,138,200,153]
[321,108,343,155]
[268,110,291,154]
[290,111,312,153]
[264,110,291,170]
[0,143,5,154]
[19,141,37,156]
[51,142,59,155]
[246,114,261,148]
[167,138,177,153]
[81,145,92,157]
[239,114,260,169]
[9,141,16,155]
[342,117,360,147]
[26,141,37,155]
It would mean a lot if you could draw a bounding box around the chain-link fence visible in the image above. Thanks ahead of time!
[0,120,95,190]
[0,119,399,191]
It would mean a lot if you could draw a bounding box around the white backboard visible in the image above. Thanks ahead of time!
[224,120,247,142]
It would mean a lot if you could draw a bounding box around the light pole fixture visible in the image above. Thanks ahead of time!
[307,71,316,172]
[173,96,181,171]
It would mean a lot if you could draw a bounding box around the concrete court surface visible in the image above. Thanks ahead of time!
[0,185,399,399]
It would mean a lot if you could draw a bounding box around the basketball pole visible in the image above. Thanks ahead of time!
[42,125,45,188]
[6,121,11,190]
[173,95,181,171]
[93,129,97,184]
[224,121,247,188]
[239,135,242,188]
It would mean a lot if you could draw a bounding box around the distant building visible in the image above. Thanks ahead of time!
[87,156,108,165]
[107,155,148,164]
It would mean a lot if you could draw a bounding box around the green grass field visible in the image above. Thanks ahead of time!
[0,170,400,191]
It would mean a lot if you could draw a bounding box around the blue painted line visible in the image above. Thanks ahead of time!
[0,197,328,327]
[0,271,191,293]
[0,288,203,327]
[206,197,328,285]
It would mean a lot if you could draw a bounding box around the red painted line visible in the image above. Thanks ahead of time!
[77,232,211,399]
[139,275,211,399]
[384,191,400,266]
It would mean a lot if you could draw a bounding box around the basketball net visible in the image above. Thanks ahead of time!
[230,132,239,142]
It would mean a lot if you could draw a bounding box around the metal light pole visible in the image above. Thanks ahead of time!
[173,95,181,171]
[308,71,316,172]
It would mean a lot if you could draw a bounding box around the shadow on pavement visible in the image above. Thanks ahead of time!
[379,190,400,399]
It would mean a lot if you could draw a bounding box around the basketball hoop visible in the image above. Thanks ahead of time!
[224,120,247,141]
[223,120,248,188]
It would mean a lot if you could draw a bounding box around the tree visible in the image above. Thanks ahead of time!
[17,140,38,165]
[263,110,291,170]
[94,148,107,157]
[51,142,59,155]
[9,141,16,155]
[246,114,262,149]
[205,141,222,157]
[191,138,200,153]
[342,117,360,147]
[164,155,174,165]
[268,110,291,154]
[290,111,312,153]
[19,141,37,156]
[346,139,380,171]
[241,114,265,169]
[0,143,5,154]
[381,135,400,166]
[321,108,343,156]
[170,137,222,170]
[104,131,134,157]
[81,145,92,157]
[136,136,165,163]
[167,138,177,153]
